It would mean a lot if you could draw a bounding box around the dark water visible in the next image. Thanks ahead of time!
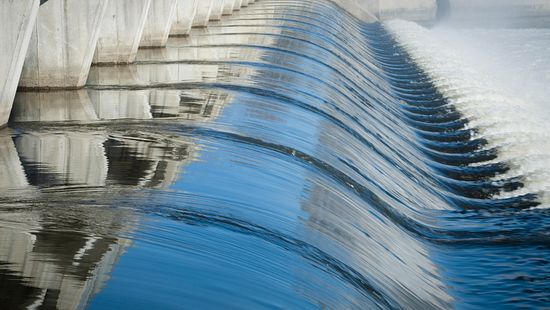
[1,0,549,309]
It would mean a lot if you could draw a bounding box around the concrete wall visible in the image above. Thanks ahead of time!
[234,0,243,10]
[193,0,214,27]
[210,0,226,21]
[140,0,178,47]
[223,0,236,15]
[94,0,152,64]
[445,0,550,18]
[378,0,437,21]
[19,0,109,89]
[171,0,198,36]
[0,0,39,127]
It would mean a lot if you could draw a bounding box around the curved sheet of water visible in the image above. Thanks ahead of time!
[0,0,549,309]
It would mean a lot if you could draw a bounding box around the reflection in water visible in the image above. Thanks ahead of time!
[2,0,549,309]
[2,38,231,307]
[0,126,201,308]
[13,88,230,123]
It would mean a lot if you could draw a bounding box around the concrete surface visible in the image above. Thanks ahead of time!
[378,0,437,21]
[94,0,152,64]
[171,0,198,36]
[0,0,39,127]
[193,0,214,27]
[19,0,109,89]
[223,0,236,15]
[233,0,243,10]
[210,0,225,21]
[445,0,550,18]
[140,0,178,47]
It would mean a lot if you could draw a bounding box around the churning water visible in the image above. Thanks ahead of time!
[1,0,549,309]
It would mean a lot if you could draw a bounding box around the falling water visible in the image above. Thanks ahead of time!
[0,0,549,309]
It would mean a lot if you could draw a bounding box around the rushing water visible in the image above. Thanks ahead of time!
[1,0,549,309]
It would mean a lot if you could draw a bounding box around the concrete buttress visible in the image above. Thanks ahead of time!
[222,0,235,15]
[140,0,179,47]
[210,0,225,21]
[171,0,198,36]
[19,0,109,89]
[94,0,152,64]
[0,0,39,127]
[193,0,214,27]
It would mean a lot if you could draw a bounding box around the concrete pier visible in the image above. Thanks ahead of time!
[140,0,178,47]
[193,0,214,27]
[19,0,109,89]
[234,0,243,10]
[94,0,152,64]
[171,0,198,36]
[0,0,39,127]
[210,0,226,21]
[223,0,236,15]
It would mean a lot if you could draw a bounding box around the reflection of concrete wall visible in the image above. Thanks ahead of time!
[11,87,229,123]
[301,181,452,308]
[12,89,152,122]
[94,0,152,64]
[87,64,143,87]
[0,211,132,310]
[19,0,109,88]
[0,0,38,127]
[0,127,199,306]
[140,0,178,48]
[10,129,198,189]
[15,133,109,187]
[0,133,29,190]
[171,0,198,36]
[13,90,98,122]
[88,90,152,120]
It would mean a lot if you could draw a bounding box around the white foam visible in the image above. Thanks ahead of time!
[385,20,550,208]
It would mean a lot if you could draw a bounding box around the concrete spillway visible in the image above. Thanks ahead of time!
[2,0,550,127]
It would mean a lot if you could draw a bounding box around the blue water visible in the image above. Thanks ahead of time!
[0,0,549,309]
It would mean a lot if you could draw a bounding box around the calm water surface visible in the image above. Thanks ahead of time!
[1,0,549,309]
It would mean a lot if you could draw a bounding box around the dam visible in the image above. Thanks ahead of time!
[1,0,550,309]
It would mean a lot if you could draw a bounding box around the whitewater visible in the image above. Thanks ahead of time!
[386,19,550,208]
